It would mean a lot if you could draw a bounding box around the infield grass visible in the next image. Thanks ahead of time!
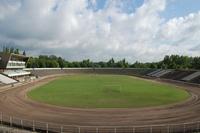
[28,75,190,108]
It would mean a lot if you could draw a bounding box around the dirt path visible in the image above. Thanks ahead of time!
[0,75,200,127]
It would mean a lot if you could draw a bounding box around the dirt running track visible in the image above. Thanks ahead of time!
[0,75,200,132]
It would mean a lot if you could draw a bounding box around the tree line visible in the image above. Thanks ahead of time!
[1,47,199,69]
[131,55,200,70]
[1,46,26,55]
[26,55,130,68]
[26,55,200,70]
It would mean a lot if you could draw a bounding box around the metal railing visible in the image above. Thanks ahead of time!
[0,112,200,133]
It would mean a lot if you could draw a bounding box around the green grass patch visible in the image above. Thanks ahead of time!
[28,75,190,108]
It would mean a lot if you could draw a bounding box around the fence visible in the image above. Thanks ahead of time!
[0,112,200,133]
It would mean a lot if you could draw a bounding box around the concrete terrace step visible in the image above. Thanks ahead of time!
[182,71,200,81]
[153,70,173,78]
[147,69,162,76]
[0,73,17,84]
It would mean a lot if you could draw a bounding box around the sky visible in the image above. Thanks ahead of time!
[0,0,200,63]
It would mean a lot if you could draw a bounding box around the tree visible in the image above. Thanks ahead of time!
[98,61,107,67]
[38,59,46,68]
[191,57,200,69]
[107,58,115,67]
[149,63,158,69]
[80,59,92,67]
[39,55,48,60]
[57,57,65,68]
[2,46,10,53]
[116,59,129,68]
[14,48,19,54]
[26,57,33,68]
[10,47,14,53]
[49,55,58,60]
[23,50,26,56]
[22,53,200,70]
[72,62,81,67]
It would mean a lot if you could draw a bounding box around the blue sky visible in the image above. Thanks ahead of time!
[163,0,200,19]
[91,0,144,13]
[90,0,200,18]
[0,0,200,62]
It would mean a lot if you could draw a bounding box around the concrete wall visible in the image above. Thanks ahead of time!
[25,68,155,77]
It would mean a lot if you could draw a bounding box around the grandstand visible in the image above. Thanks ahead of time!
[0,73,17,84]
[0,67,200,133]
[147,69,162,76]
[150,70,173,78]
[191,75,200,84]
[26,68,200,85]
[0,52,199,86]
[182,71,200,82]
[0,52,30,84]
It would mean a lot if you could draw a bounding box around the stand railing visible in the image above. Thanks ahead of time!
[0,112,200,133]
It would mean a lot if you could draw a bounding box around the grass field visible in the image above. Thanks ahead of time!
[28,75,190,108]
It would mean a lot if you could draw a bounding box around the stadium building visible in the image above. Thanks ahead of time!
[0,52,31,85]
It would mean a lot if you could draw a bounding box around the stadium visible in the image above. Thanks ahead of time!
[0,51,200,133]
[0,0,200,133]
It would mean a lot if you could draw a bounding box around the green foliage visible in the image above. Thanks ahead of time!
[132,55,200,70]
[2,46,199,69]
[28,75,189,108]
[57,57,65,68]
[23,50,26,56]
[2,46,24,55]
[80,59,92,67]
[116,59,129,68]
[26,54,200,69]
[107,58,115,67]
[14,48,19,54]
[191,57,200,69]
[27,55,61,68]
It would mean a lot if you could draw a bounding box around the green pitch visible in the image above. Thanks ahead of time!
[28,75,189,108]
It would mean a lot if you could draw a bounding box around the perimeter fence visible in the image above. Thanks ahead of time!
[0,112,200,133]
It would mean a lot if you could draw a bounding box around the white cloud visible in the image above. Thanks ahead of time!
[0,0,199,62]
[158,11,200,56]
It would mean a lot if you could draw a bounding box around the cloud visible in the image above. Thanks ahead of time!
[158,11,200,56]
[0,0,199,62]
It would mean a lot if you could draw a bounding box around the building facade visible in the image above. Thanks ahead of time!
[0,52,30,82]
